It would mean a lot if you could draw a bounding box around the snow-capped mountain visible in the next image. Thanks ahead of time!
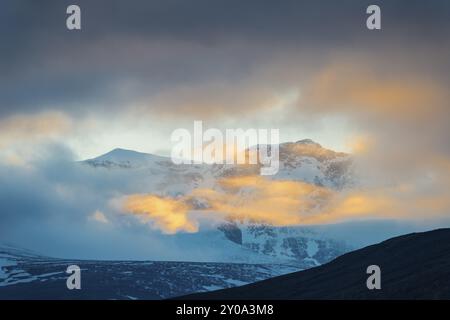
[276,139,353,189]
[84,148,170,169]
[80,139,353,268]
[0,244,297,299]
[83,139,354,192]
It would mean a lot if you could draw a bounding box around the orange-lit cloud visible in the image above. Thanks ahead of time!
[299,63,447,121]
[190,176,334,226]
[122,171,450,234]
[124,194,198,234]
[294,59,450,185]
[345,135,374,155]
[122,177,333,232]
[0,112,71,147]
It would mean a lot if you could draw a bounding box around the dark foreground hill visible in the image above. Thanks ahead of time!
[182,228,450,299]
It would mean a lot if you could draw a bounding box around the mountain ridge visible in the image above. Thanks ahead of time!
[84,138,348,164]
[181,228,450,299]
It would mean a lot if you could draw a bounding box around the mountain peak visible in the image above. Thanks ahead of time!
[83,148,168,168]
[104,148,145,156]
[92,148,151,161]
[295,139,321,147]
[279,139,348,163]
[111,147,132,153]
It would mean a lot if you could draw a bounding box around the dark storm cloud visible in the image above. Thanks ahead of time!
[0,0,449,117]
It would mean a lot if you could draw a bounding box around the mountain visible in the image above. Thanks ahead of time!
[83,139,354,189]
[79,140,353,267]
[277,140,352,189]
[0,244,297,300]
[182,228,450,299]
[84,148,169,169]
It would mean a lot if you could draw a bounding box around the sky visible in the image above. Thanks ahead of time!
[0,0,450,259]
[1,0,448,160]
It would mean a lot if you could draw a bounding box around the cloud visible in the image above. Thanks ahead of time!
[142,80,288,119]
[236,176,450,223]
[2,0,449,119]
[0,112,71,147]
[124,194,198,234]
[191,176,333,225]
[88,210,110,224]
[121,176,334,232]
[121,171,450,233]
[291,54,450,189]
[2,0,449,167]
[0,112,73,167]
[299,62,447,121]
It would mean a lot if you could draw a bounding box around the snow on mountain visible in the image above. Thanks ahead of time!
[84,148,170,169]
[83,140,354,190]
[276,140,353,189]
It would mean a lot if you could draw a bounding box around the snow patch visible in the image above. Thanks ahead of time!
[0,257,17,280]
[306,240,319,257]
